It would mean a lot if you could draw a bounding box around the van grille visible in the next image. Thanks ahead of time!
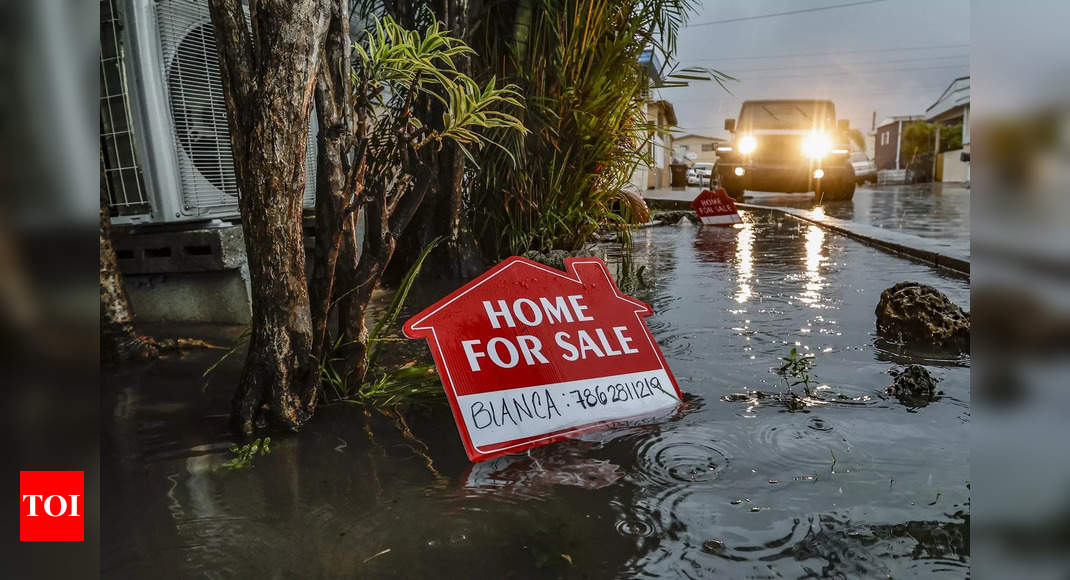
[753,135,803,163]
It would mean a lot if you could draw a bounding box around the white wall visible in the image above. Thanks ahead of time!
[940,148,970,182]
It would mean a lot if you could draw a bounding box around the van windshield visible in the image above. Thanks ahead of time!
[738,101,835,131]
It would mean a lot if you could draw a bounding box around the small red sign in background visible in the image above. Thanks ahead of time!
[20,471,84,542]
[692,188,743,225]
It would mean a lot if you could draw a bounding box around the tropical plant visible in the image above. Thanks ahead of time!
[209,0,525,433]
[901,121,963,157]
[467,0,724,257]
[847,128,866,152]
[899,121,963,183]
[309,14,527,409]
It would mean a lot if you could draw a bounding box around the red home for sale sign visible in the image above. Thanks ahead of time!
[692,188,743,225]
[404,256,682,462]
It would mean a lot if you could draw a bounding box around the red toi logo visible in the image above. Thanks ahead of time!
[19,471,84,541]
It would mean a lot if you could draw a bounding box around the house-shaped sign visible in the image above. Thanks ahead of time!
[692,188,743,225]
[403,256,683,462]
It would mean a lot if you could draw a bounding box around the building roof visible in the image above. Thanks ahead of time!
[650,100,678,126]
[674,133,722,142]
[926,76,970,120]
[876,115,923,129]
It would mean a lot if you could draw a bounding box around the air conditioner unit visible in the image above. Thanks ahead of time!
[108,0,316,224]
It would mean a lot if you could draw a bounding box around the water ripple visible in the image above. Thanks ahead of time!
[631,429,733,486]
[749,420,851,474]
[707,514,820,563]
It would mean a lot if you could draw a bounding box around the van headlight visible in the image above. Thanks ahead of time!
[801,132,832,159]
[738,135,757,155]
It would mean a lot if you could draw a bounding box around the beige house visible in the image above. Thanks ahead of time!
[673,134,724,165]
[926,76,970,183]
[630,99,677,190]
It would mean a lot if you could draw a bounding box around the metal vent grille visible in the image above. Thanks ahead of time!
[154,0,317,217]
[100,0,151,216]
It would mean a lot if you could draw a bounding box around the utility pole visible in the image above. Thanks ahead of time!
[871,110,876,156]
[895,120,902,170]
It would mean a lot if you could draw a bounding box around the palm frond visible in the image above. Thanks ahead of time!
[466,0,704,256]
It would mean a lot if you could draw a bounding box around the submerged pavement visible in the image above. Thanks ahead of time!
[644,183,971,275]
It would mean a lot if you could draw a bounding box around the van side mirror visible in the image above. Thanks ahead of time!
[724,118,735,132]
[837,119,849,131]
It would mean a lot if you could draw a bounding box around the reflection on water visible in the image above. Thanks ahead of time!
[734,222,753,304]
[747,182,971,258]
[800,224,826,307]
[464,442,624,501]
[104,211,970,578]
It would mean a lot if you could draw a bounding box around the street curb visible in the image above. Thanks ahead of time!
[643,198,970,278]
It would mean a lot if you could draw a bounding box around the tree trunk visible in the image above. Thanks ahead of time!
[390,142,485,284]
[100,174,158,364]
[336,252,374,386]
[308,0,354,409]
[209,0,330,434]
[336,183,391,387]
[387,0,486,285]
[337,166,433,385]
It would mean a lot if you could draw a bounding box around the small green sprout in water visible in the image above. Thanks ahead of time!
[779,347,818,397]
[217,437,271,471]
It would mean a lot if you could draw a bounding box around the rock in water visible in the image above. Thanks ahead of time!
[522,249,571,270]
[875,282,970,349]
[523,245,608,271]
[651,210,697,225]
[886,364,941,406]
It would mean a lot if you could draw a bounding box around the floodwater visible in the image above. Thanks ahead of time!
[748,183,971,260]
[650,182,972,260]
[103,211,970,578]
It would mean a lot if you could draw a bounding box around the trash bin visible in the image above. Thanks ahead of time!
[669,163,688,189]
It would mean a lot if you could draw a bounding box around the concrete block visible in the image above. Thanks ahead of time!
[124,269,251,324]
[112,224,246,274]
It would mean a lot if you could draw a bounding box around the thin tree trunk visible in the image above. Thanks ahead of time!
[337,184,388,386]
[308,0,354,410]
[209,0,330,434]
[338,168,432,385]
[391,144,484,283]
[335,218,365,374]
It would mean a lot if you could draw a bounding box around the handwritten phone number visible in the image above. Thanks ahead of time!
[569,376,664,409]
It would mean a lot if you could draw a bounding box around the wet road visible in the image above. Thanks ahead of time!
[646,182,971,260]
[103,211,970,578]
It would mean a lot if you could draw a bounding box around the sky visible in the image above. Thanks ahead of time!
[655,0,971,141]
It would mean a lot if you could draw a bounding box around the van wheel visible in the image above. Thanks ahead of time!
[725,187,745,202]
[819,180,855,202]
